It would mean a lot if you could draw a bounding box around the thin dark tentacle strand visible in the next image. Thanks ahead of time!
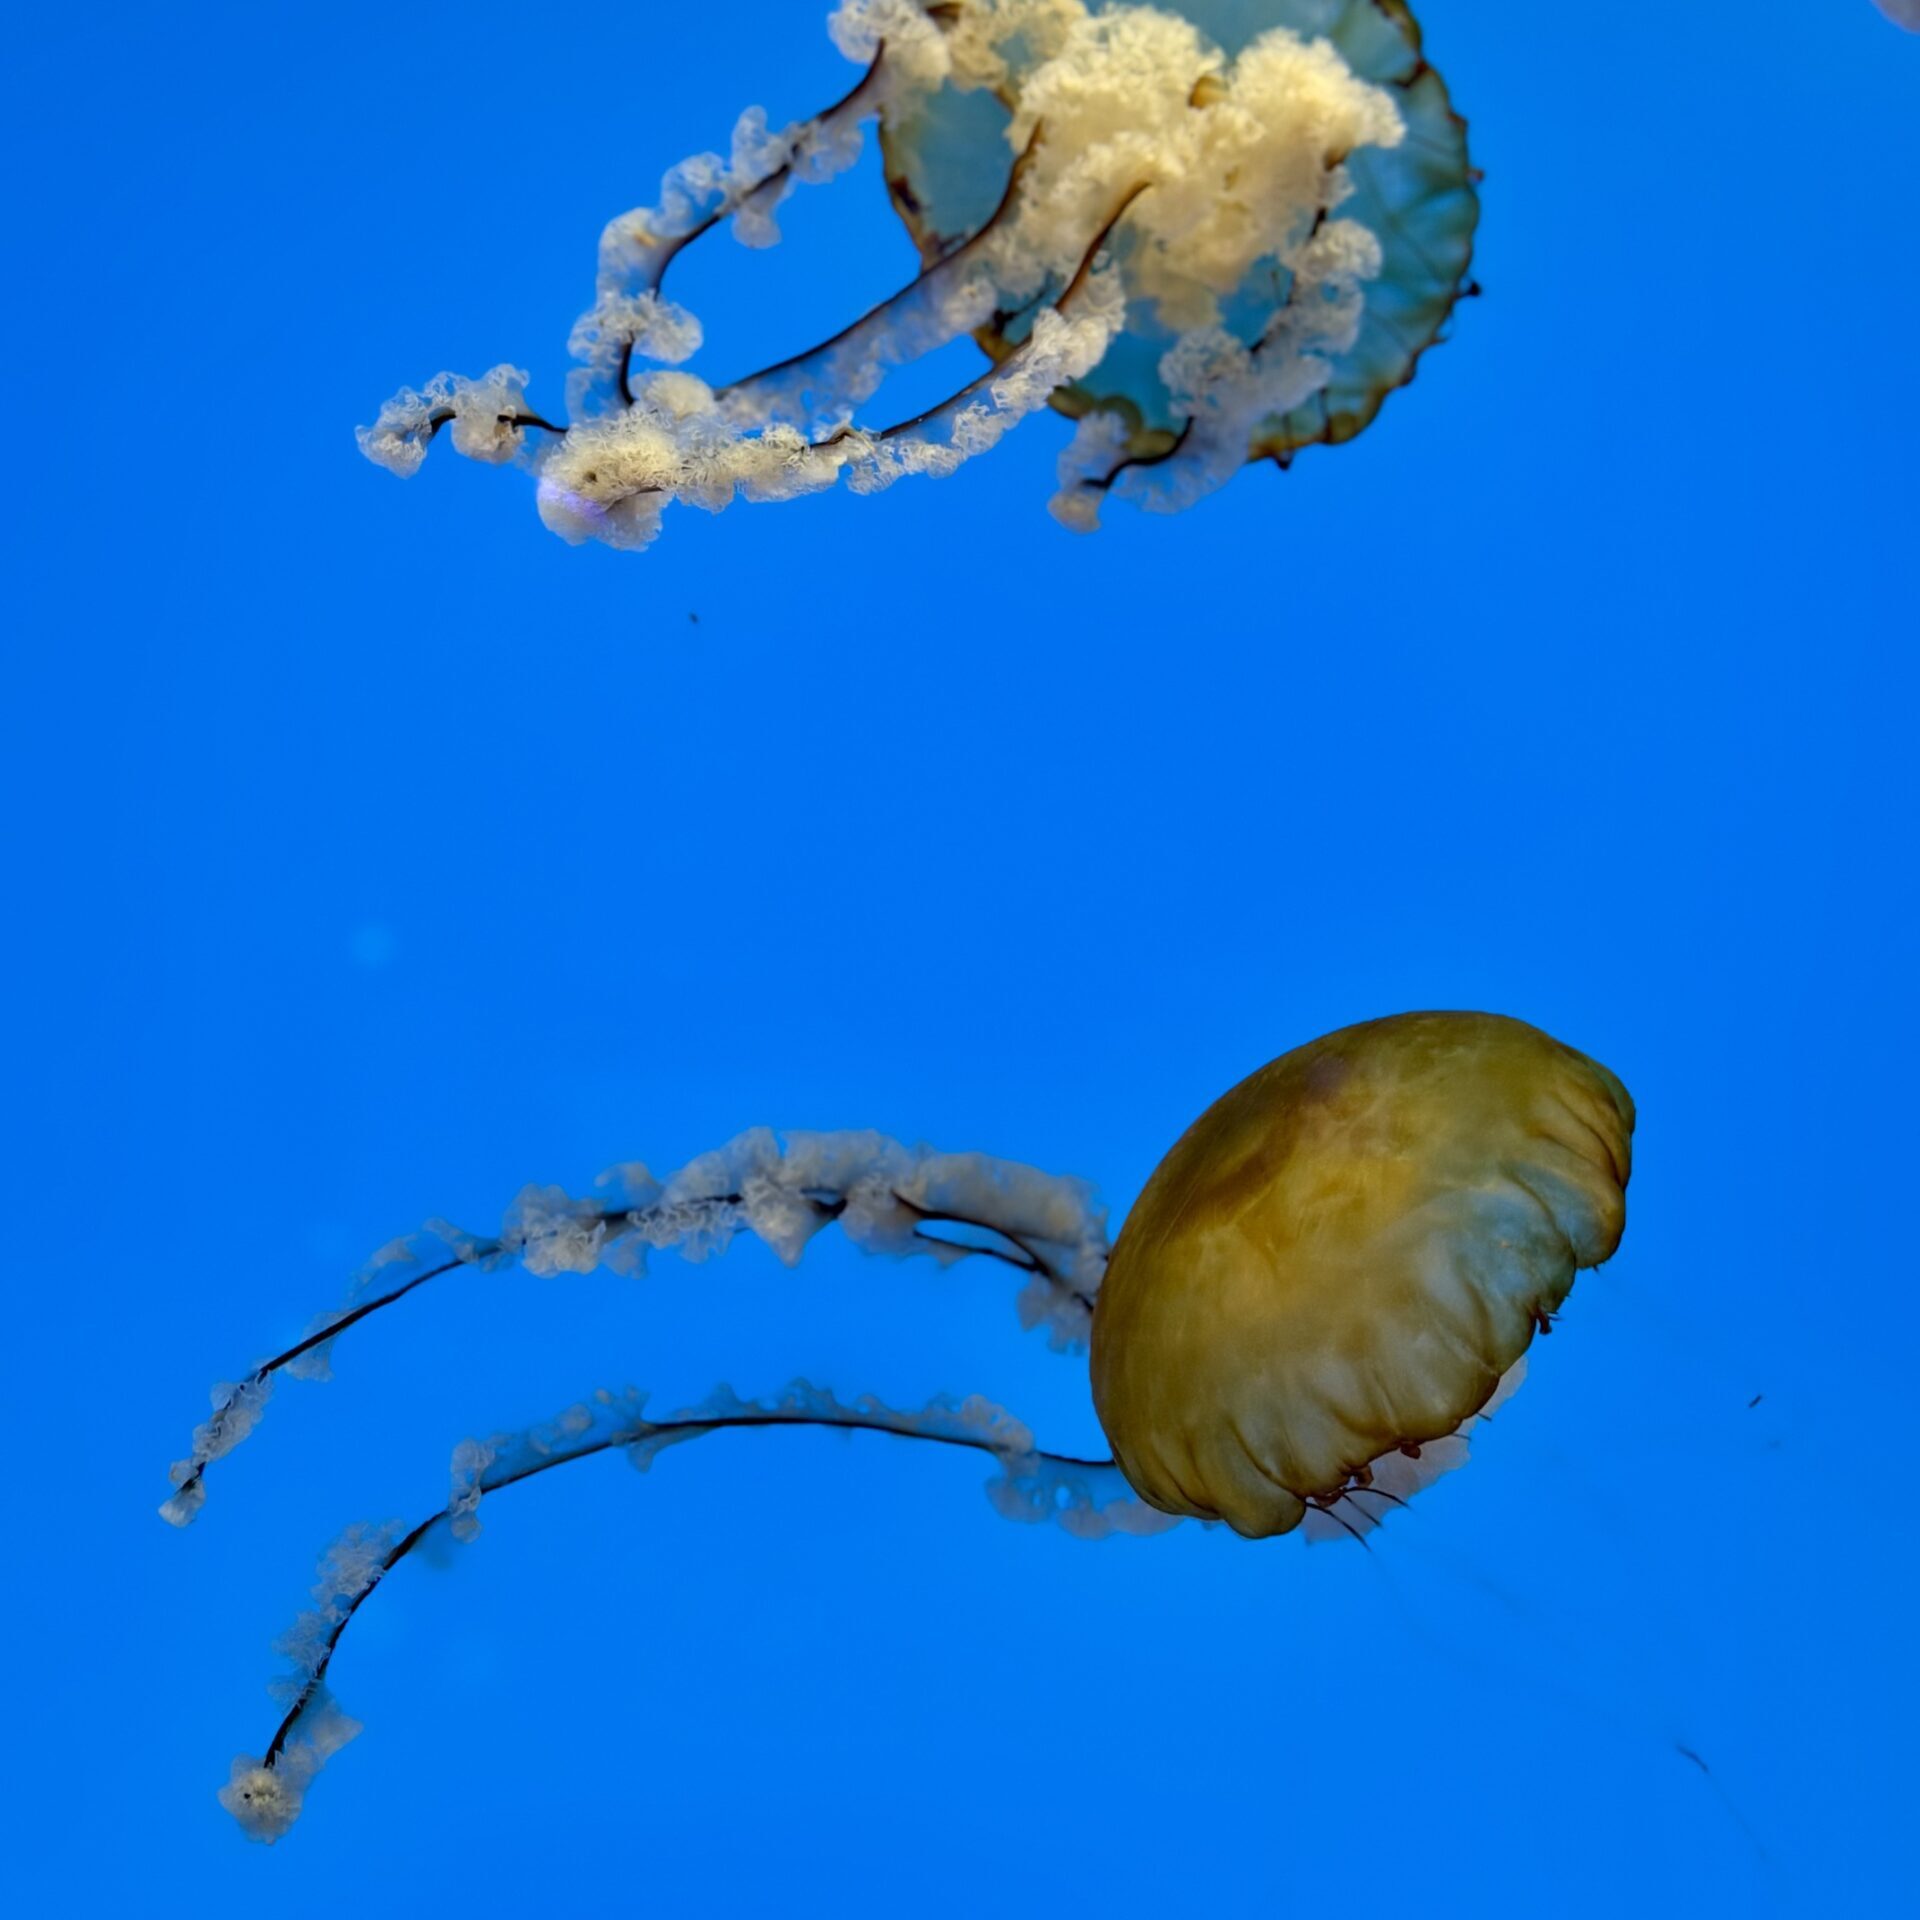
[1084,417,1193,494]
[598,181,1154,515]
[170,1198,700,1512]
[423,408,569,443]
[1072,228,1314,502]
[166,1256,467,1514]
[714,122,1046,409]
[1310,1498,1374,1549]
[891,1192,1097,1315]
[264,1412,1114,1766]
[1345,1482,1412,1511]
[864,180,1151,444]
[1336,1483,1411,1528]
[170,1185,1092,1511]
[651,51,885,293]
[618,49,888,404]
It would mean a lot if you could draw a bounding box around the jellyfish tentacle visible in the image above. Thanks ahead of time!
[590,48,894,409]
[1304,1497,1373,1549]
[874,175,1148,440]
[1054,204,1386,529]
[645,52,890,296]
[355,365,550,478]
[716,120,1048,430]
[1347,1482,1411,1512]
[1059,239,1328,518]
[160,1130,1108,1527]
[533,176,1145,545]
[909,1215,1042,1273]
[420,407,569,444]
[806,176,1143,499]
[1050,412,1193,530]
[891,1188,1097,1316]
[158,1249,474,1527]
[1092,417,1193,491]
[226,1378,1154,1842]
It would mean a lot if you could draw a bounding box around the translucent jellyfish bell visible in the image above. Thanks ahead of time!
[883,0,1480,522]
[356,0,1479,550]
[1091,1012,1635,1539]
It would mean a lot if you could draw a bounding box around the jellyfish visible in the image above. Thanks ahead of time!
[166,1010,1631,1841]
[1091,1009,1636,1539]
[356,0,1479,551]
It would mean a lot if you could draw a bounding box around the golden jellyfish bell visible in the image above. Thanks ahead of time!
[1090,1012,1634,1539]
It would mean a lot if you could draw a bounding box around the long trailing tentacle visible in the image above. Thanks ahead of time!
[850,178,1146,445]
[527,174,1143,550]
[221,1378,1171,1842]
[160,1129,1110,1527]
[714,121,1048,430]
[630,53,889,295]
[586,47,895,410]
[361,34,920,476]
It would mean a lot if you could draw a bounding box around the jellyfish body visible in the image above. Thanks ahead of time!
[1091,1012,1634,1538]
[881,0,1479,505]
[357,0,1478,548]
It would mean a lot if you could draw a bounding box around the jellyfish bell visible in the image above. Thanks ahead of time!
[880,0,1480,521]
[357,0,1479,549]
[1090,1012,1634,1540]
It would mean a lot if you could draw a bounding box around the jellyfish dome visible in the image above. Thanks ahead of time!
[1091,1012,1635,1538]
[357,0,1479,549]
[881,0,1479,522]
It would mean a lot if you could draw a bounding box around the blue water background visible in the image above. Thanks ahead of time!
[4,2,1915,1911]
